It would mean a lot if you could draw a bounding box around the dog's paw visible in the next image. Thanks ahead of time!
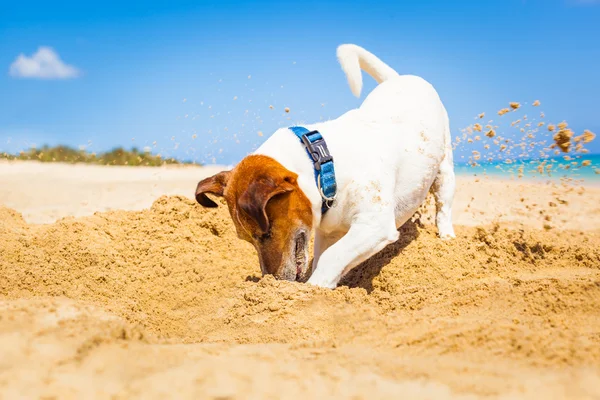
[306,277,337,290]
[439,232,456,240]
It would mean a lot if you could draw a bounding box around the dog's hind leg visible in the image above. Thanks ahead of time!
[431,141,456,239]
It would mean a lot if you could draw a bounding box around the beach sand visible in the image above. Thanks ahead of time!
[1,161,599,399]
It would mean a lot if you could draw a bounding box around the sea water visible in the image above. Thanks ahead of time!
[454,153,600,183]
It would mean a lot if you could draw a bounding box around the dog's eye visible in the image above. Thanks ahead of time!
[255,231,271,242]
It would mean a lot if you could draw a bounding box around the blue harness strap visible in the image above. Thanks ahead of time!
[289,126,337,214]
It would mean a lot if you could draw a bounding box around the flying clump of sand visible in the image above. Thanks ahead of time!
[1,192,600,398]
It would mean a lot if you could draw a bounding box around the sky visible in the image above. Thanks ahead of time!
[1,0,599,165]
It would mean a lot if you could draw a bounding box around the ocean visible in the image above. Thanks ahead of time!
[454,153,600,183]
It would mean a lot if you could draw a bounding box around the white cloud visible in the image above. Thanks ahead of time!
[9,47,80,79]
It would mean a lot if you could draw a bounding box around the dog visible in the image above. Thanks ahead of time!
[195,44,455,289]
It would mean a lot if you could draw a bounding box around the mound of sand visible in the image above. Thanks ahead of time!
[1,196,600,398]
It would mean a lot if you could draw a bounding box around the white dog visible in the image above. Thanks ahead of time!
[195,44,455,289]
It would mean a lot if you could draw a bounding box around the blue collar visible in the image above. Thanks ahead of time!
[289,126,337,214]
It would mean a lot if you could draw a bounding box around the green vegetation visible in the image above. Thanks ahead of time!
[0,145,197,166]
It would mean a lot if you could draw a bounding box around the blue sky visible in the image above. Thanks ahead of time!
[1,0,599,165]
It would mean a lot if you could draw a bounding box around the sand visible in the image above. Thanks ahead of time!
[1,161,600,399]
[0,161,228,224]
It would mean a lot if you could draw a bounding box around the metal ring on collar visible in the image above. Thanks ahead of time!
[317,178,336,208]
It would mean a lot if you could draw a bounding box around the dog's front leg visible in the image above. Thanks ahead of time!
[307,214,398,289]
[311,230,345,273]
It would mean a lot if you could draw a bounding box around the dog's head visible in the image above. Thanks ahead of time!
[195,155,313,282]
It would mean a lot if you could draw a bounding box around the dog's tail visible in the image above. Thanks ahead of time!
[336,44,400,98]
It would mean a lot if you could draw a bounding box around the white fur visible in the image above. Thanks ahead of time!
[336,44,400,97]
[254,44,455,289]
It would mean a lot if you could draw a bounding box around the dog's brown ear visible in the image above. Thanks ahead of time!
[195,171,231,207]
[238,176,295,233]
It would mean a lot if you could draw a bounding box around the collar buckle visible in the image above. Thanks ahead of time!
[300,131,333,172]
